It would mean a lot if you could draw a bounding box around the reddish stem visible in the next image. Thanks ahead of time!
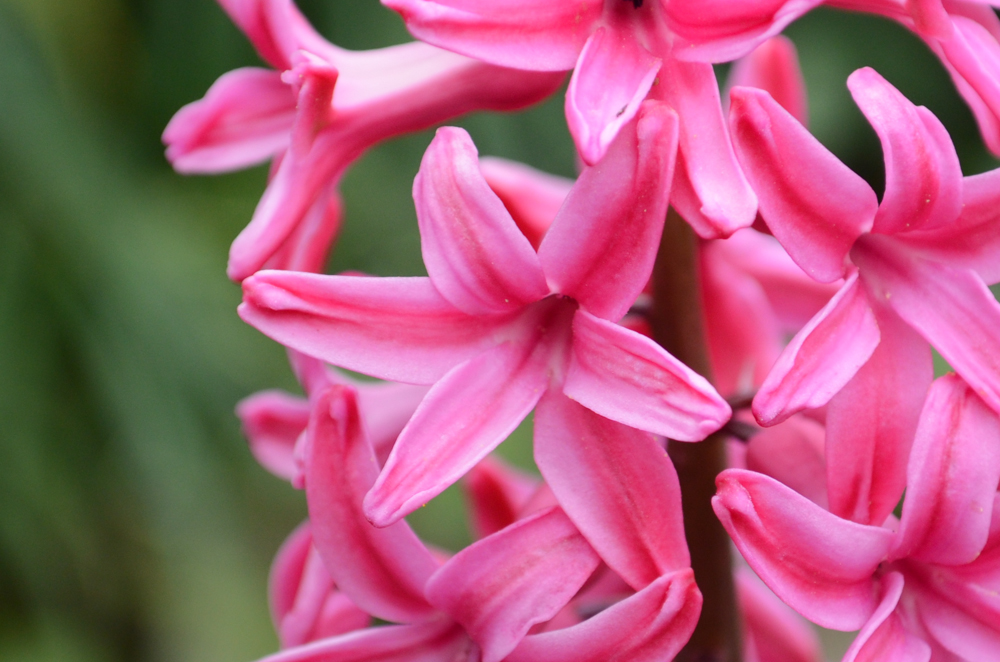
[650,209,742,662]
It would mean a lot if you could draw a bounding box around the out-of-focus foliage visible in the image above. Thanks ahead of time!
[0,1,995,661]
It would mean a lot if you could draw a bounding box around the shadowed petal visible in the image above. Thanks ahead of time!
[726,36,808,126]
[564,310,730,441]
[753,273,880,426]
[414,128,548,314]
[534,391,689,590]
[566,28,661,166]
[825,304,933,526]
[539,101,678,321]
[737,568,824,662]
[479,157,571,250]
[464,457,540,540]
[746,416,828,509]
[848,68,962,235]
[713,469,892,630]
[426,507,600,662]
[664,61,758,238]
[238,389,310,482]
[240,272,505,384]
[382,0,601,71]
[730,86,877,282]
[900,167,1000,284]
[893,375,1000,566]
[364,325,559,526]
[506,570,701,662]
[842,573,930,662]
[937,15,1000,156]
[305,387,439,623]
[163,68,295,173]
[666,0,822,63]
[854,234,1000,414]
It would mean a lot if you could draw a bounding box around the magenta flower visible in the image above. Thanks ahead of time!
[730,67,1000,522]
[714,374,1000,660]
[379,0,823,236]
[162,0,563,281]
[253,384,702,662]
[239,104,730,526]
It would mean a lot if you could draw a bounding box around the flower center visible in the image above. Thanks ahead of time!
[623,0,643,7]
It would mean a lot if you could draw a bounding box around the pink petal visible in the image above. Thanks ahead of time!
[533,391,689,590]
[730,86,877,282]
[847,68,963,235]
[237,389,310,482]
[825,304,933,526]
[304,386,439,623]
[381,0,601,71]
[746,416,828,509]
[911,575,1000,662]
[262,184,342,274]
[163,68,295,173]
[713,469,892,630]
[737,568,824,662]
[270,526,370,647]
[240,272,505,384]
[463,456,540,539]
[898,167,1000,284]
[425,507,601,662]
[216,0,330,71]
[753,273,881,426]
[701,241,782,396]
[228,59,341,281]
[665,0,821,63]
[364,318,562,526]
[414,128,549,315]
[564,310,730,441]
[907,0,953,38]
[726,36,808,126]
[842,573,931,662]
[853,234,1000,414]
[539,101,678,321]
[506,569,701,662]
[662,60,758,238]
[354,382,431,466]
[253,620,471,662]
[479,157,571,250]
[893,375,1000,566]
[708,228,841,331]
[566,28,661,166]
[928,14,1000,156]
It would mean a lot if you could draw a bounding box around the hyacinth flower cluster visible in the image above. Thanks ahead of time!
[163,0,1000,660]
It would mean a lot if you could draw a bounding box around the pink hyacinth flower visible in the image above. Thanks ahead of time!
[828,0,1000,156]
[162,0,563,281]
[253,383,702,662]
[240,103,730,526]
[731,69,1000,524]
[380,0,829,236]
[714,374,1000,660]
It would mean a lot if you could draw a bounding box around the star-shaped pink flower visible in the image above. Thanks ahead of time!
[240,102,730,527]
[714,374,1000,661]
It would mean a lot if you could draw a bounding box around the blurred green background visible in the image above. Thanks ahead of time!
[0,1,995,661]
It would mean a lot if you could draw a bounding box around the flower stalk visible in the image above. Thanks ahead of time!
[651,208,742,662]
